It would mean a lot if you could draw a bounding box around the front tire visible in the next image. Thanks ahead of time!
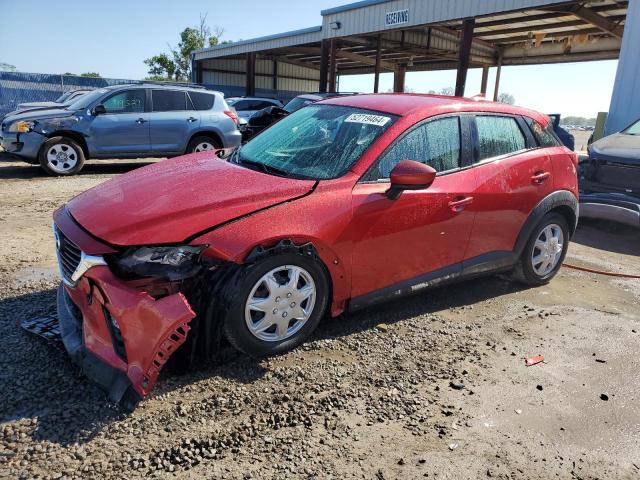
[513,212,569,286]
[38,136,85,176]
[219,253,330,357]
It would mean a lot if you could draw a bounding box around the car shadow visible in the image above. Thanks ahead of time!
[0,275,523,446]
[0,159,159,180]
[572,219,640,256]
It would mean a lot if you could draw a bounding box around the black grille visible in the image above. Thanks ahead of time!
[55,227,82,283]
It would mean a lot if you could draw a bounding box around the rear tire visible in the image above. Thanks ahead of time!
[512,212,569,286]
[186,135,221,154]
[38,136,85,176]
[218,253,330,358]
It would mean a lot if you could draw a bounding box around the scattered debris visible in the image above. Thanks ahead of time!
[448,443,458,451]
[397,458,405,465]
[595,358,606,363]
[375,323,389,333]
[449,381,465,390]
[21,315,60,340]
[600,394,609,401]
[536,385,544,391]
[515,409,522,415]
[525,355,544,366]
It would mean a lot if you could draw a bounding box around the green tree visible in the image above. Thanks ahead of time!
[497,92,515,105]
[144,14,225,81]
[80,72,101,78]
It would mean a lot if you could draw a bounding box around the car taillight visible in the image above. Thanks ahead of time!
[224,110,238,124]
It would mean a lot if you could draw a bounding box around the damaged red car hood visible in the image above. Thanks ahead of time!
[67,153,315,245]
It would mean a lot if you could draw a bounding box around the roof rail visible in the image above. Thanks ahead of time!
[132,80,207,89]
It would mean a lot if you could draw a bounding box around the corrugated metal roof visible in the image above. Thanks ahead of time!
[193,26,322,60]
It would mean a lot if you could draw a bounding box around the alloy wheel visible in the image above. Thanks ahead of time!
[46,143,79,173]
[194,142,215,152]
[531,223,564,276]
[245,265,316,342]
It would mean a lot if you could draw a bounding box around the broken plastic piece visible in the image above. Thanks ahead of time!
[525,355,544,366]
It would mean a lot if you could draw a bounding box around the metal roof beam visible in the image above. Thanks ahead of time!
[260,54,320,71]
[476,15,625,38]
[470,2,627,29]
[284,45,397,71]
[569,5,625,38]
[342,35,494,67]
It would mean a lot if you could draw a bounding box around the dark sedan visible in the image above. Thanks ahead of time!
[579,118,640,227]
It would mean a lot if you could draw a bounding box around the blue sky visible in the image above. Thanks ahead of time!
[1,0,618,117]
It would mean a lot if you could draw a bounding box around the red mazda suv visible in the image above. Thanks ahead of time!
[53,94,578,408]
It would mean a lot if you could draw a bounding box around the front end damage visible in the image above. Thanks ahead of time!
[58,267,195,409]
[52,208,207,409]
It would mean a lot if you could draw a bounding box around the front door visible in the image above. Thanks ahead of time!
[350,115,476,300]
[88,89,150,156]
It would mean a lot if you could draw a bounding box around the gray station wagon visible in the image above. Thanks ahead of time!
[0,83,241,175]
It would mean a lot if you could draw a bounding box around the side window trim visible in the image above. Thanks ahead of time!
[471,113,533,165]
[515,115,537,148]
[359,112,467,183]
[99,88,148,115]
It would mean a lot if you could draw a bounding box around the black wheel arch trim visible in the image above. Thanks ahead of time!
[513,190,578,258]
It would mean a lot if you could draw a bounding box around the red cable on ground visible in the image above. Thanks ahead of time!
[562,263,640,279]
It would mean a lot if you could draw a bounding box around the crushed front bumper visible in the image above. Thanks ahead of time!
[57,265,196,408]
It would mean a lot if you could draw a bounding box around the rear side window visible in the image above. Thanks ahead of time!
[188,92,215,111]
[476,116,526,160]
[375,116,461,179]
[525,117,561,147]
[102,89,145,113]
[152,90,186,112]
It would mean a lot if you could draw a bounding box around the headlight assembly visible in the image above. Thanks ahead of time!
[8,120,35,133]
[109,245,207,280]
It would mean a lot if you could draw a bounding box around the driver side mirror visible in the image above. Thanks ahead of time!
[386,160,437,200]
[92,104,106,116]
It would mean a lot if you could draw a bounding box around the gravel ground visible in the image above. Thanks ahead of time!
[0,158,639,480]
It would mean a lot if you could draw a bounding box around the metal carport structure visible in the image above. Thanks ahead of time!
[192,0,634,133]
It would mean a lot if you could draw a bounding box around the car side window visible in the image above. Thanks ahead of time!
[152,90,187,112]
[188,92,215,111]
[476,115,526,161]
[373,116,461,180]
[524,117,561,147]
[232,100,251,110]
[102,90,145,114]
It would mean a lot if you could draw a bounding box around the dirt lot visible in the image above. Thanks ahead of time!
[0,158,639,480]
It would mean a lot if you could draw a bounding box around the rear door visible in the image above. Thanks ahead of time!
[350,114,477,299]
[465,114,554,259]
[88,89,150,156]
[149,89,197,154]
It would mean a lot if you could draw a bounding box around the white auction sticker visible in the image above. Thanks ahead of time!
[344,113,391,127]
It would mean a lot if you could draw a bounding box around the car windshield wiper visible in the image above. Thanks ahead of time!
[232,153,290,178]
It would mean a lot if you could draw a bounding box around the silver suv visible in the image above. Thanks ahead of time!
[0,83,241,175]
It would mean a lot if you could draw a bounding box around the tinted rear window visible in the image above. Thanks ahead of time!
[188,92,215,111]
[525,117,561,147]
[476,115,526,161]
[152,90,186,111]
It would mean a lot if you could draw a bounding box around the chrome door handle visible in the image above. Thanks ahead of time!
[448,196,474,212]
[135,118,147,124]
[187,117,198,122]
[531,171,551,184]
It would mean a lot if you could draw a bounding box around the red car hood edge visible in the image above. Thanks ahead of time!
[67,153,316,246]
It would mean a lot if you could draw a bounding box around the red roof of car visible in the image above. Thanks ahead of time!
[320,93,549,125]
